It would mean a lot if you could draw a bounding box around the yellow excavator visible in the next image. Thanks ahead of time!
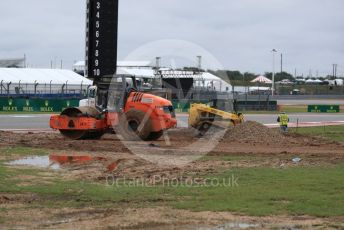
[188,102,244,135]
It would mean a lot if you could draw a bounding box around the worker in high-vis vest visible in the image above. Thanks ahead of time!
[277,112,289,132]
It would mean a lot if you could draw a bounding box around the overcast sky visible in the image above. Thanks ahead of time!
[0,0,343,77]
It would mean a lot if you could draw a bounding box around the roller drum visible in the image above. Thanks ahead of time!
[59,106,105,140]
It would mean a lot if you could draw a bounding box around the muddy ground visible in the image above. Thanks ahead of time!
[1,121,344,229]
[1,205,343,230]
[1,121,343,181]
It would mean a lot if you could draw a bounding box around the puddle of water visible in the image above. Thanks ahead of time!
[49,155,122,172]
[201,222,260,230]
[224,223,260,229]
[7,156,60,170]
[7,155,121,172]
[49,155,99,165]
[7,154,123,172]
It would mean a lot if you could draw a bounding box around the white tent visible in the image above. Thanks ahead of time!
[251,75,272,84]
[0,68,92,95]
[305,79,317,84]
[249,86,271,91]
[117,67,155,79]
[190,72,232,92]
[0,68,92,85]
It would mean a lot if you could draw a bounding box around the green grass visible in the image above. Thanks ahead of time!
[280,106,307,113]
[242,105,307,114]
[1,160,344,217]
[240,106,307,114]
[291,125,344,142]
[0,147,48,157]
[197,155,251,162]
[172,166,344,216]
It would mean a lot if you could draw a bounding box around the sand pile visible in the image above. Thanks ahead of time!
[221,121,288,144]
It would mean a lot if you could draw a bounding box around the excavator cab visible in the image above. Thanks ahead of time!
[188,103,244,136]
[80,74,137,112]
[107,74,137,112]
[79,86,97,107]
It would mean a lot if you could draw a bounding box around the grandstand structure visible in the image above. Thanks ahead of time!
[0,58,25,68]
[72,60,233,101]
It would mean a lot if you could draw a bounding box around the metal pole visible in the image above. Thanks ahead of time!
[334,64,338,78]
[34,82,39,96]
[80,80,83,96]
[155,57,161,69]
[61,84,65,96]
[258,82,261,110]
[1,80,3,95]
[280,53,283,74]
[272,49,277,96]
[34,80,37,95]
[7,82,12,95]
[197,56,202,70]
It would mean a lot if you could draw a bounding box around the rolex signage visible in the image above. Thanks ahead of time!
[61,100,72,111]
[23,99,34,112]
[40,100,54,112]
[0,98,79,113]
[308,105,340,113]
[2,98,18,111]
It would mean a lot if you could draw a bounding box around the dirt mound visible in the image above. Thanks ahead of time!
[219,121,338,147]
[221,121,287,144]
[0,129,198,153]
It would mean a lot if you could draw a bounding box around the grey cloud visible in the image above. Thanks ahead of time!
[0,0,343,76]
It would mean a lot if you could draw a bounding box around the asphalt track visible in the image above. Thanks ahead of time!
[1,99,344,131]
[277,99,344,105]
[0,113,343,131]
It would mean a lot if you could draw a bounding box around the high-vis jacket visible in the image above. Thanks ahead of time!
[278,114,289,126]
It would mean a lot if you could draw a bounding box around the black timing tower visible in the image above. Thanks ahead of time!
[85,0,119,108]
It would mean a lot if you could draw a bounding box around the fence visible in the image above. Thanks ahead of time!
[0,82,92,99]
[275,84,344,95]
[236,100,277,111]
